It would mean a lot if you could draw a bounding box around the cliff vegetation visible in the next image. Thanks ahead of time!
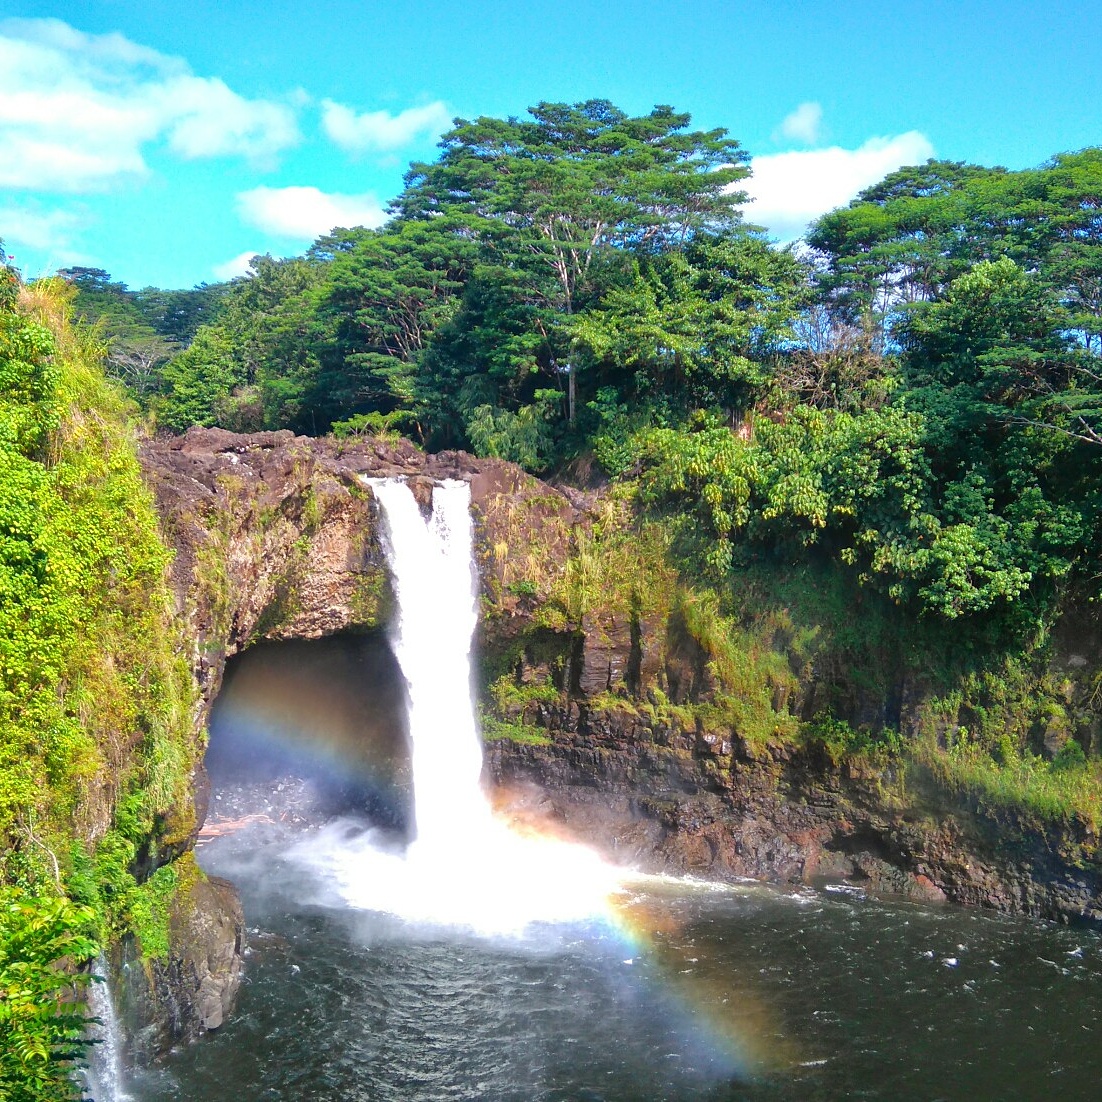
[0,269,199,1099]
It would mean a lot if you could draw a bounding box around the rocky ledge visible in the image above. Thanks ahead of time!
[486,701,1102,926]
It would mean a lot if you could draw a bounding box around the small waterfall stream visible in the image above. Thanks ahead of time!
[82,955,130,1102]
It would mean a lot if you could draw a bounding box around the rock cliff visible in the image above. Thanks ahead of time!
[135,426,1102,1056]
[486,708,1102,924]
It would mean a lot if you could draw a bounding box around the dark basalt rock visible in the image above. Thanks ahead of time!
[111,874,245,1064]
[486,709,1102,927]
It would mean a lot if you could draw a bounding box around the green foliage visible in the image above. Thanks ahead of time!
[466,388,560,470]
[487,672,561,714]
[0,277,196,1009]
[158,254,328,433]
[809,150,1102,346]
[635,270,1099,621]
[0,309,60,453]
[540,494,676,631]
[663,584,801,745]
[805,715,904,761]
[567,230,806,415]
[635,407,953,598]
[321,219,476,427]
[478,711,553,746]
[0,280,198,1096]
[397,99,751,316]
[157,325,246,431]
[1051,738,1088,773]
[0,890,98,1102]
[918,737,1102,829]
[60,267,228,405]
[146,99,781,467]
[330,409,414,442]
[127,863,180,960]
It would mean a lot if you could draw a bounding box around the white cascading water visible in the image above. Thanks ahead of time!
[81,956,130,1102]
[368,477,490,849]
[290,477,620,935]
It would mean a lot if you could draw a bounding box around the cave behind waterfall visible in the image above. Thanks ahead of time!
[206,632,413,835]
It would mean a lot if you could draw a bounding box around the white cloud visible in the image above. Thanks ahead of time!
[159,77,300,162]
[0,17,300,193]
[0,202,91,273]
[0,204,80,250]
[236,186,388,239]
[212,251,263,281]
[744,131,936,241]
[321,99,451,154]
[776,102,823,145]
[3,16,184,75]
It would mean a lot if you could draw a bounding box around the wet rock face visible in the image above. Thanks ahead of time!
[112,875,245,1063]
[141,427,577,820]
[576,611,634,695]
[141,428,573,684]
[485,710,1102,927]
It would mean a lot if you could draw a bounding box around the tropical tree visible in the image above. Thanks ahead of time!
[568,229,806,414]
[807,150,1102,351]
[806,160,1001,323]
[395,99,752,422]
[319,219,477,432]
[158,254,329,432]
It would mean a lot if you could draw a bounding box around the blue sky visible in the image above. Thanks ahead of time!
[1,1,1099,289]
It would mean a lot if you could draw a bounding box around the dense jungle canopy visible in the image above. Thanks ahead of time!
[63,101,1102,627]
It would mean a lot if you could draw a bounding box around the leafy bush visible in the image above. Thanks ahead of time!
[0,891,98,1102]
[634,402,1077,620]
[806,715,904,760]
[465,389,561,471]
[1051,738,1088,773]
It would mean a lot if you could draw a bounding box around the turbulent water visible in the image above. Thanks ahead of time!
[134,811,1102,1102]
[124,478,1102,1099]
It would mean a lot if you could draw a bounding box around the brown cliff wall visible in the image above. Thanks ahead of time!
[484,686,1102,927]
[134,427,1102,1059]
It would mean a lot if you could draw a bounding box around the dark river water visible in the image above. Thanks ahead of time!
[130,800,1102,1102]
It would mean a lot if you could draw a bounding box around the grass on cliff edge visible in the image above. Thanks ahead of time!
[480,480,1102,834]
[0,277,200,1097]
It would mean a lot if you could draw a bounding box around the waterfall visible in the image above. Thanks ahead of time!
[367,478,490,849]
[81,956,130,1102]
[289,476,619,935]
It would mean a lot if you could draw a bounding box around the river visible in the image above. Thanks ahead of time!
[130,800,1102,1102]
